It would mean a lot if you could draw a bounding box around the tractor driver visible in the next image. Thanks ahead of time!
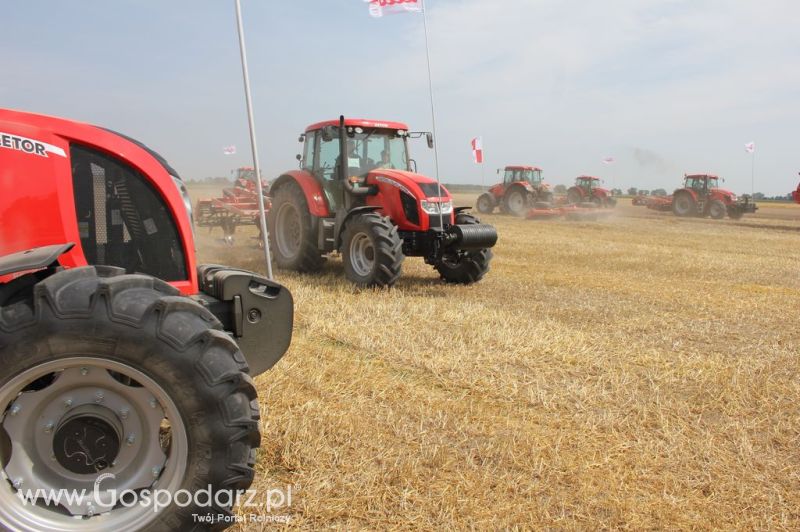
[376,149,395,169]
[335,140,367,179]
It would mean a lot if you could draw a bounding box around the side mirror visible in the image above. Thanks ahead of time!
[409,158,418,173]
[296,154,302,161]
[298,133,306,143]
[426,132,434,149]
[496,168,500,175]
[321,125,336,142]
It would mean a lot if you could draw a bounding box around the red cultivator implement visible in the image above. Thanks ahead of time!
[195,167,269,244]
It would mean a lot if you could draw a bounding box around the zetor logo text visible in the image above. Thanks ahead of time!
[0,132,66,158]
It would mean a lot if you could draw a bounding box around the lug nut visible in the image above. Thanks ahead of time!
[119,408,129,419]
[80,367,89,376]
[149,397,158,409]
[126,434,136,446]
[9,405,20,416]
[87,505,95,517]
[44,421,54,433]
[94,391,105,403]
[12,478,22,489]
[247,308,261,323]
[64,398,73,409]
[152,466,161,478]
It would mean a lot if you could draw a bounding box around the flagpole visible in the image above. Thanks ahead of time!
[234,0,273,279]
[751,149,755,200]
[421,0,444,229]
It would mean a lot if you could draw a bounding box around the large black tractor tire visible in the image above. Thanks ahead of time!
[267,181,325,272]
[0,266,260,531]
[503,187,530,216]
[434,213,493,284]
[476,193,495,214]
[341,213,404,287]
[566,188,583,205]
[709,199,727,219]
[672,193,695,217]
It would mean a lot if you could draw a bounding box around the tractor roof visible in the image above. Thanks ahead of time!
[305,118,409,132]
[505,165,542,171]
[684,173,719,179]
[577,175,600,180]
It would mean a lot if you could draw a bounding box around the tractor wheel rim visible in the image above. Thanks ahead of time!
[275,203,301,258]
[0,357,188,531]
[509,192,524,213]
[478,197,489,210]
[349,232,375,278]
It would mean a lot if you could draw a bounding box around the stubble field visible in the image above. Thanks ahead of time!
[190,186,800,530]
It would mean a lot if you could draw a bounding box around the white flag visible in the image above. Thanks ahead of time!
[744,142,755,153]
[223,145,236,155]
[602,156,615,165]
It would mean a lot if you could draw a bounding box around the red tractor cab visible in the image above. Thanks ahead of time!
[0,108,293,528]
[792,176,800,204]
[267,116,497,287]
[476,165,553,216]
[672,173,757,219]
[567,176,616,207]
[232,166,268,193]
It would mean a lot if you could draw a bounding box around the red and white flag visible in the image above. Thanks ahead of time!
[364,0,422,18]
[744,142,755,153]
[471,136,483,164]
[223,145,236,155]
[602,156,615,165]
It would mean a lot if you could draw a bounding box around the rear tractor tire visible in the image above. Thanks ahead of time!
[709,199,727,219]
[341,213,404,287]
[672,193,695,217]
[0,266,260,531]
[567,189,582,205]
[476,193,495,214]
[434,213,493,284]
[268,181,325,272]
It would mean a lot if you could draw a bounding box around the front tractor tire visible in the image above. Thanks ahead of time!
[503,187,530,216]
[0,266,260,531]
[434,213,493,284]
[567,188,583,205]
[268,181,325,272]
[341,213,404,287]
[672,193,695,217]
[476,193,495,214]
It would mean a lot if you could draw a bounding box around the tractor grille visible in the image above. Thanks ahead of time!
[400,191,420,225]
[71,144,186,281]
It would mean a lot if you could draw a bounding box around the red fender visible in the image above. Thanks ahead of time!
[272,170,330,217]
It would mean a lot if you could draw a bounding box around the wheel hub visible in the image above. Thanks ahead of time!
[349,232,375,277]
[52,405,123,475]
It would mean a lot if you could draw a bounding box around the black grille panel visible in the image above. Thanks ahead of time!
[400,191,420,225]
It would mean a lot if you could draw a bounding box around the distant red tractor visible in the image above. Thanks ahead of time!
[670,174,757,219]
[792,177,800,204]
[0,108,293,529]
[476,165,553,216]
[267,117,498,287]
[566,176,617,207]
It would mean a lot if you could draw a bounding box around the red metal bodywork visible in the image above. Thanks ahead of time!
[0,108,197,294]
[486,165,547,203]
[568,175,611,202]
[791,182,800,204]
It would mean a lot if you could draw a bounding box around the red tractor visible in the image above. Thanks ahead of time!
[0,108,293,529]
[267,117,497,287]
[476,165,553,216]
[671,173,757,219]
[792,176,800,204]
[566,176,617,207]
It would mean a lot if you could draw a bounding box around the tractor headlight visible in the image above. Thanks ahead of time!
[420,200,453,215]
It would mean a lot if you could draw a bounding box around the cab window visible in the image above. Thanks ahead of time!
[70,144,186,281]
[302,131,316,171]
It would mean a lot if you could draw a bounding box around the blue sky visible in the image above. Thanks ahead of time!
[3,0,799,195]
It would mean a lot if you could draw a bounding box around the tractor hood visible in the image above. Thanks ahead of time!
[369,168,451,200]
[710,187,735,197]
